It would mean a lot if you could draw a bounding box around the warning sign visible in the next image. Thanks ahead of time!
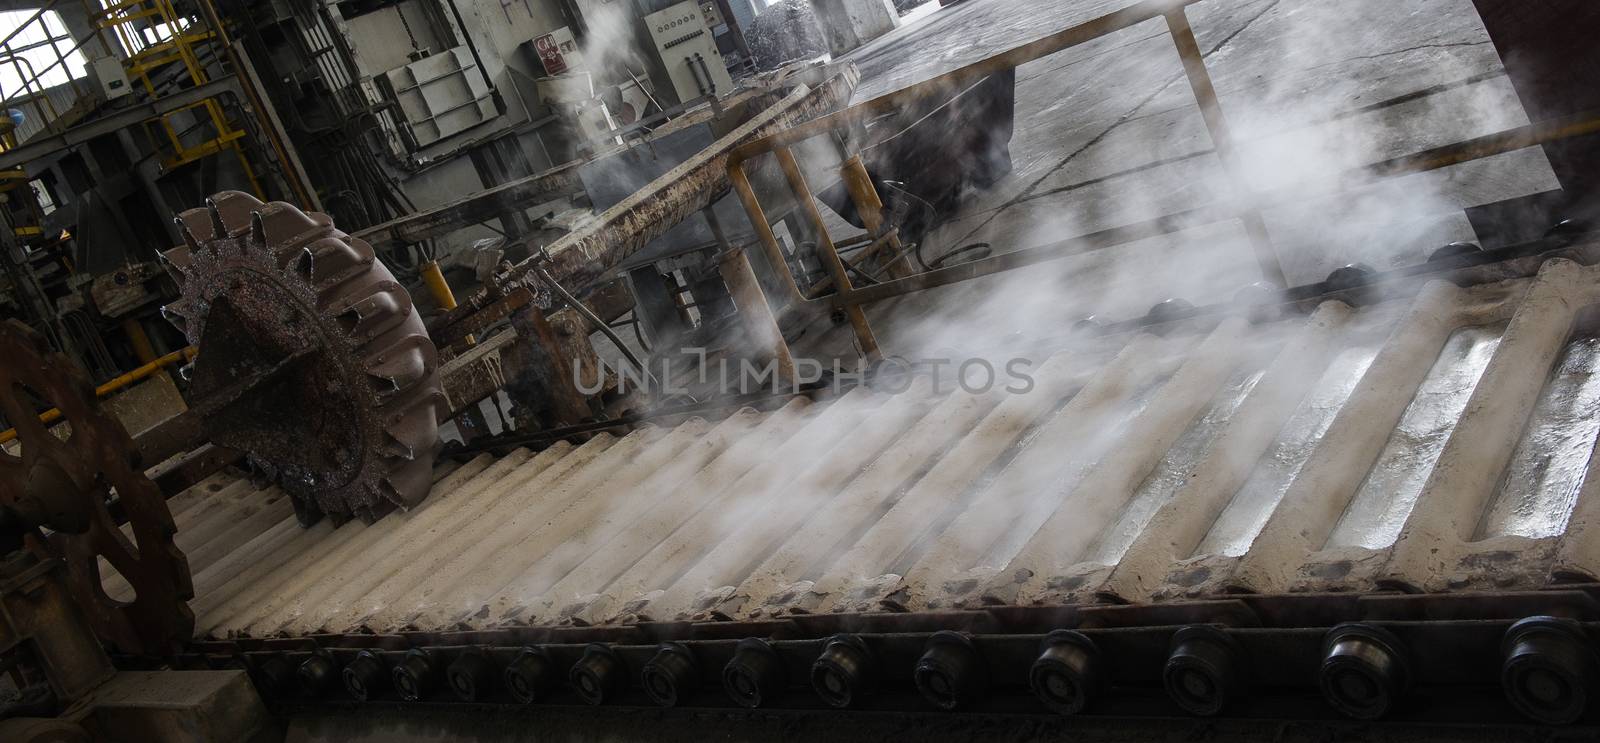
[534,32,569,76]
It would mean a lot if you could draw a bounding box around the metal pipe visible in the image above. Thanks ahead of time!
[826,106,1600,310]
[0,53,60,124]
[1362,110,1600,180]
[420,260,459,311]
[0,76,241,169]
[421,259,475,345]
[739,103,1600,326]
[496,72,856,301]
[0,346,197,444]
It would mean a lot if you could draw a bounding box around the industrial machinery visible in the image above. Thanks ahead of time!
[5,0,1600,741]
[163,192,445,525]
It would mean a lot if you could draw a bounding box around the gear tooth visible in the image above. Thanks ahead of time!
[300,238,370,291]
[334,284,410,340]
[364,340,432,399]
[174,216,200,251]
[156,246,191,285]
[250,211,267,247]
[295,247,313,278]
[383,395,440,451]
[379,468,430,509]
[208,190,264,233]
[382,436,416,462]
[381,417,433,462]
[205,198,229,240]
[158,251,192,294]
[160,303,189,333]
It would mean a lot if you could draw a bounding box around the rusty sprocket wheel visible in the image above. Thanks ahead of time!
[161,192,444,525]
[0,320,194,655]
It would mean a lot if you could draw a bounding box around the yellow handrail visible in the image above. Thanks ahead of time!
[0,346,196,445]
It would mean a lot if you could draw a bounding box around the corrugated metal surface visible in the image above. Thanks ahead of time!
[159,257,1600,639]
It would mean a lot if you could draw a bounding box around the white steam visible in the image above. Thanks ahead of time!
[578,0,645,81]
[415,0,1568,630]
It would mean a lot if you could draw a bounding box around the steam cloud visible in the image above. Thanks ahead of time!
[456,0,1568,629]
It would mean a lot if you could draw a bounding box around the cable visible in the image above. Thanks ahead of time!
[878,181,993,270]
[631,312,653,354]
[926,241,993,268]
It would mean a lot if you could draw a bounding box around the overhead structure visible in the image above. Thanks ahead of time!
[161,192,445,525]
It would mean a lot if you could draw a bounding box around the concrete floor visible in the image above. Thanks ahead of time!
[795,0,1562,362]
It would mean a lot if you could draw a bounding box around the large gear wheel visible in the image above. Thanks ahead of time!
[161,191,444,525]
[0,320,194,655]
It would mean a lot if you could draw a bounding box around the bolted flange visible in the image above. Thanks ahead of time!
[642,642,699,708]
[723,638,786,709]
[504,647,558,704]
[1232,281,1285,324]
[342,650,388,702]
[1324,263,1378,304]
[1144,298,1197,329]
[297,652,339,696]
[1319,623,1410,720]
[1545,218,1590,245]
[447,651,497,702]
[1030,629,1103,716]
[392,648,438,702]
[1501,616,1598,725]
[811,634,875,709]
[570,644,627,706]
[1164,625,1240,717]
[250,654,295,696]
[914,631,986,711]
[1428,241,1482,262]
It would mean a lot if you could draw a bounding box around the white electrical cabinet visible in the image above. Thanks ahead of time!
[88,56,132,101]
[644,0,733,103]
[383,47,498,148]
